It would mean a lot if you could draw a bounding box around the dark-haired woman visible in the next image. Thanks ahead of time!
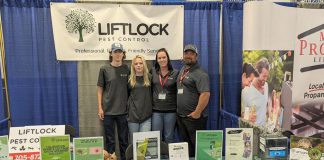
[151,48,179,143]
[242,63,258,89]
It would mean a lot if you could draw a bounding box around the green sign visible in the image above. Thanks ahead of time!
[196,130,223,160]
[40,135,71,160]
[73,137,104,160]
[0,136,8,160]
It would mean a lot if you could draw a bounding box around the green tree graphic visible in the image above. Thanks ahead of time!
[65,9,95,42]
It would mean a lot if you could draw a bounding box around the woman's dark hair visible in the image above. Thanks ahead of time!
[243,63,259,77]
[154,48,173,72]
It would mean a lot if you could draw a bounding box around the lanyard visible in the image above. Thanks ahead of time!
[159,74,169,89]
[179,69,189,84]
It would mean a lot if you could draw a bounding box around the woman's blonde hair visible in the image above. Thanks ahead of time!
[129,55,150,88]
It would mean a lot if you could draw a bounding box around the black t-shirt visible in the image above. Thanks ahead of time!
[177,63,210,117]
[127,75,153,123]
[97,64,130,115]
[152,68,179,112]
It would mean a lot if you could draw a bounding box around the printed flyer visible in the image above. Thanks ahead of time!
[290,135,324,160]
[225,128,253,160]
[40,135,70,160]
[0,135,8,160]
[73,137,104,160]
[168,142,189,160]
[8,125,65,160]
[133,131,160,160]
[195,130,223,160]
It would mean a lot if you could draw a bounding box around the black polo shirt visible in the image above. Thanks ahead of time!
[152,68,179,112]
[177,63,210,117]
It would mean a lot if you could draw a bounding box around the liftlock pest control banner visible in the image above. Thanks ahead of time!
[51,3,184,61]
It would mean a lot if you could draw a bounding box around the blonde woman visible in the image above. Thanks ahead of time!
[127,55,152,144]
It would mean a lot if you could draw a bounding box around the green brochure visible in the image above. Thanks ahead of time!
[40,135,70,160]
[196,130,223,160]
[73,137,104,160]
[0,135,8,160]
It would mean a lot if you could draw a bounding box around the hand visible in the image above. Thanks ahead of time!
[187,111,201,119]
[98,108,104,120]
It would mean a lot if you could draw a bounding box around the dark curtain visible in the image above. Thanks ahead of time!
[153,1,221,129]
[221,1,243,116]
[0,0,78,135]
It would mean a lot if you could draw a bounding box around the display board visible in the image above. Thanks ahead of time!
[8,125,65,160]
[242,1,324,137]
[73,137,104,160]
[133,131,160,160]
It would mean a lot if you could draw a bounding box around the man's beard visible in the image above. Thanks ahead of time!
[184,59,196,66]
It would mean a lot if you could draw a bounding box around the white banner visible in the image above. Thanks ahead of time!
[242,1,296,130]
[293,9,324,105]
[50,3,184,61]
[243,1,324,137]
[243,1,296,50]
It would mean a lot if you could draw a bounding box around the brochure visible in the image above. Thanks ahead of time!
[168,142,189,160]
[133,131,160,160]
[195,130,223,160]
[225,128,253,160]
[40,135,70,160]
[290,135,324,160]
[73,137,104,160]
[0,135,8,160]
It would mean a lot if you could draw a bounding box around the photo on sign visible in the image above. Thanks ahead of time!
[0,136,9,160]
[136,137,158,160]
[241,50,294,133]
[290,135,324,160]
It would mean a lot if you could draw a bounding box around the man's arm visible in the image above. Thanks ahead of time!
[188,92,210,119]
[97,86,104,120]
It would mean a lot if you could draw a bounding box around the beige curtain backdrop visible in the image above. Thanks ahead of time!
[78,61,107,137]
[77,60,153,137]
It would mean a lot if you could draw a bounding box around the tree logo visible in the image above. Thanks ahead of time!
[65,9,96,42]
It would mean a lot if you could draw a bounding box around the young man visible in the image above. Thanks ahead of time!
[177,44,210,157]
[97,43,129,160]
[242,58,270,126]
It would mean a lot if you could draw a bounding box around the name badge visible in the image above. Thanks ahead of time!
[178,88,184,94]
[158,93,166,100]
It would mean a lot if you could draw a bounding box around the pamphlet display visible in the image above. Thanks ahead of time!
[225,128,253,160]
[133,131,160,160]
[168,142,189,160]
[73,137,104,160]
[0,135,8,160]
[40,135,70,160]
[195,130,223,160]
